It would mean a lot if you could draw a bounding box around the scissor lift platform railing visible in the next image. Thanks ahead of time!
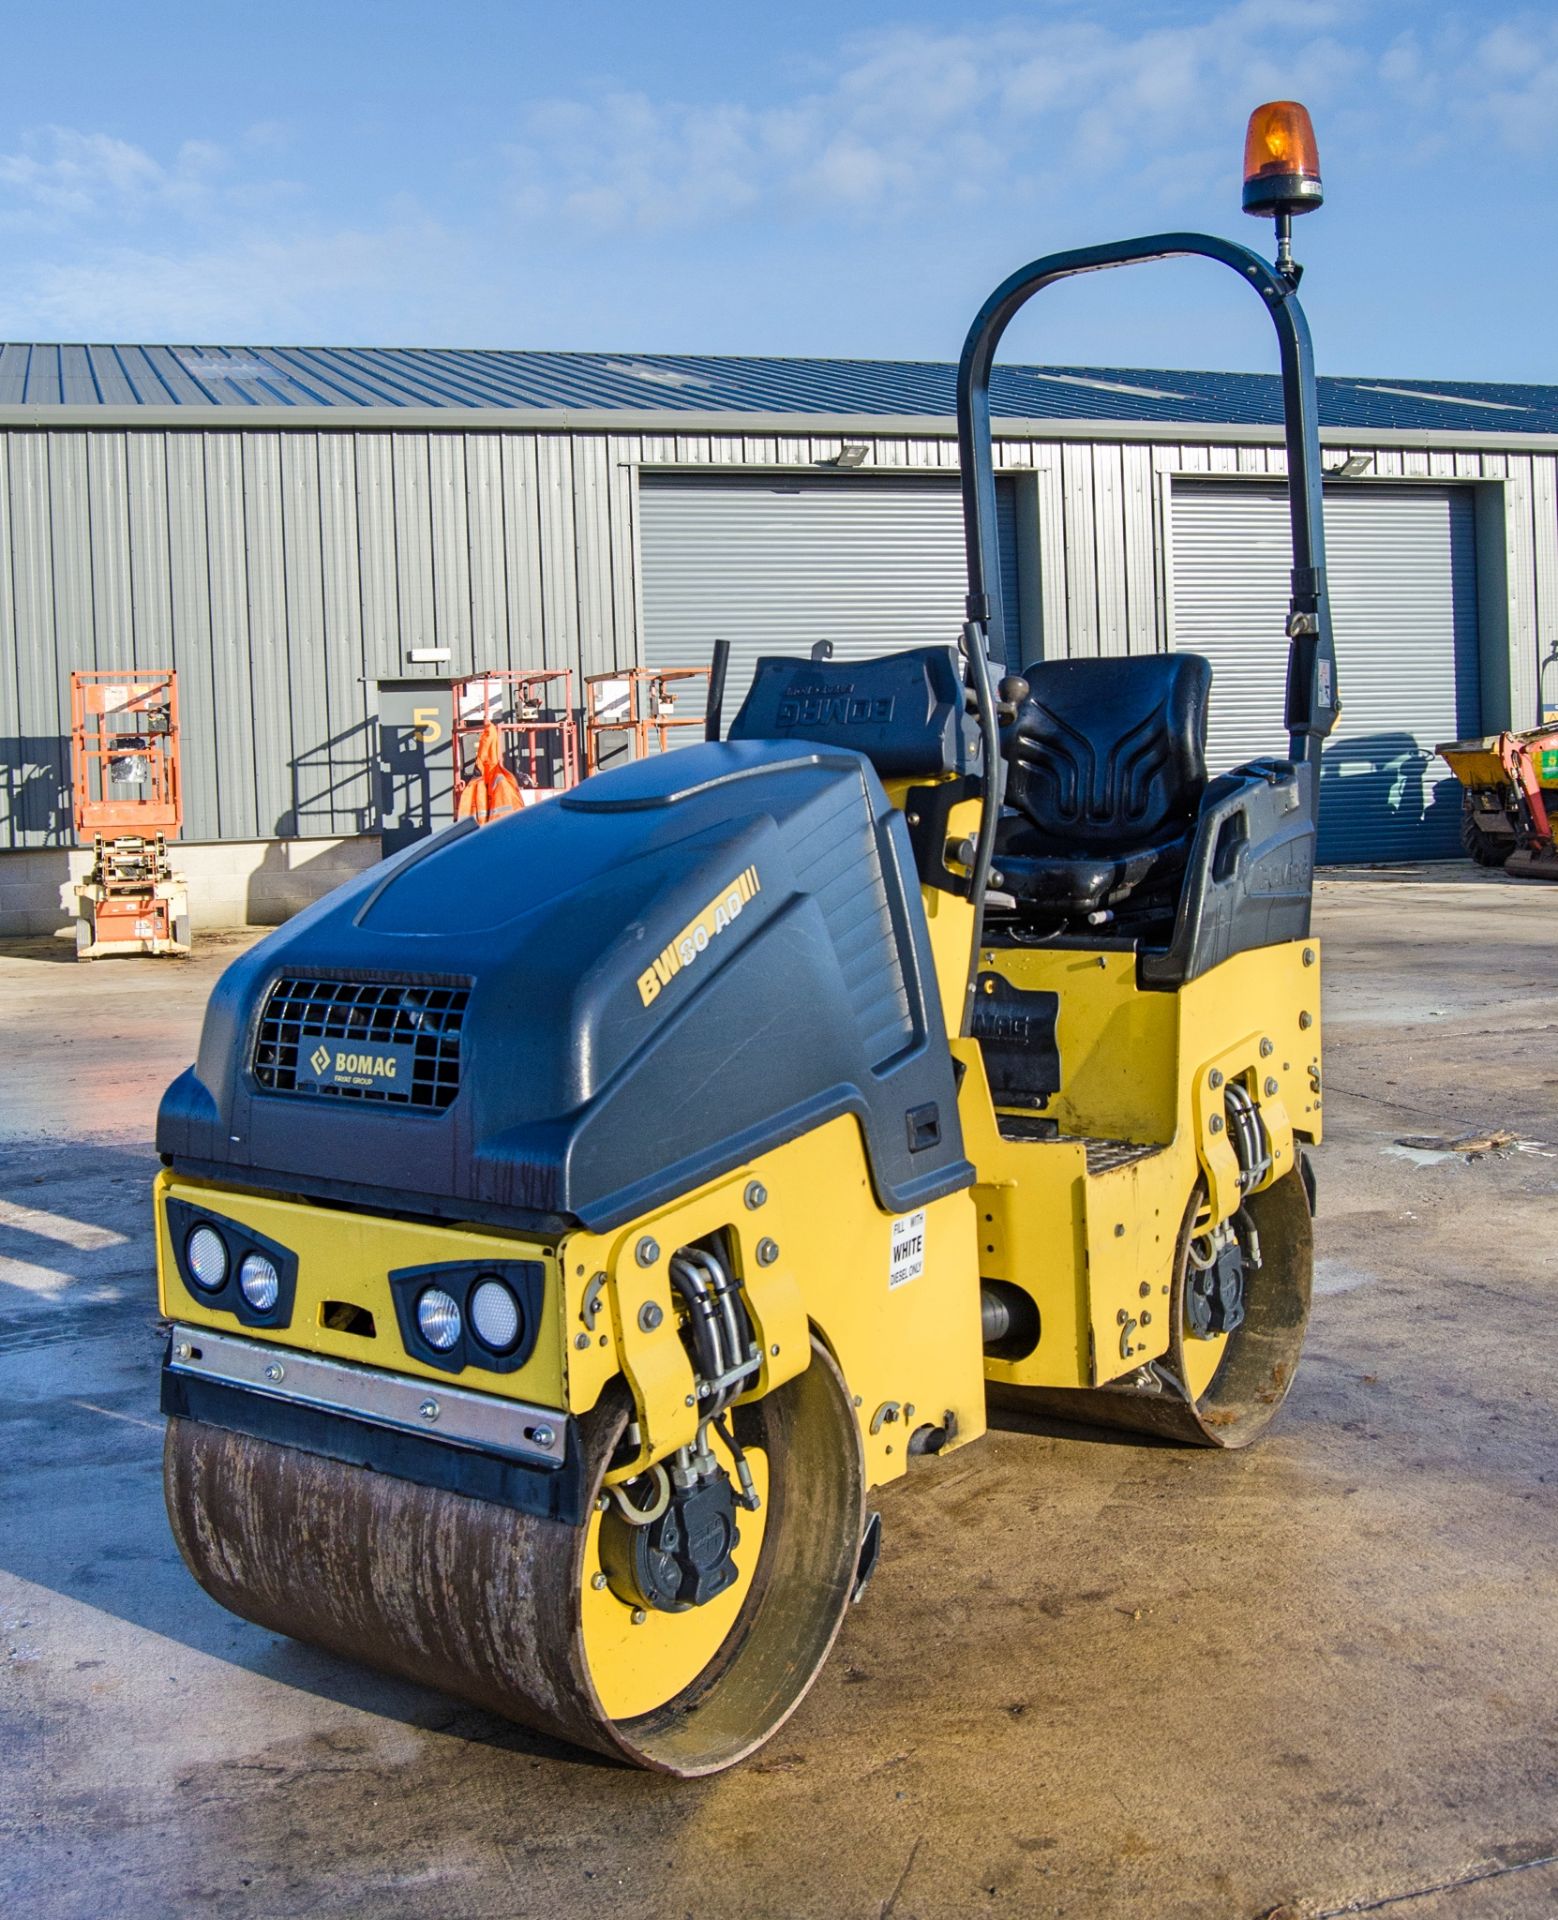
[584,667,710,774]
[451,670,580,811]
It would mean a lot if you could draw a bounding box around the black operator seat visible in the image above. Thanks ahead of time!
[996,654,1212,916]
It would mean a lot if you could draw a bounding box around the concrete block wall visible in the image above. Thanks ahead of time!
[0,835,382,938]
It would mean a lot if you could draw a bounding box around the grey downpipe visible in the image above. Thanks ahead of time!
[705,638,731,743]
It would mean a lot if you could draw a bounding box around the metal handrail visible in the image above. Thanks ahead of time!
[953,230,1339,1033]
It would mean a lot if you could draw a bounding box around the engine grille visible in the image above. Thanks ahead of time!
[252,976,470,1111]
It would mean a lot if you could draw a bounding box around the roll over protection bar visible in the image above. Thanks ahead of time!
[953,231,1339,1035]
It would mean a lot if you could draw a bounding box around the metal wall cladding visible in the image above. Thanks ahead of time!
[0,419,1552,863]
[638,473,1022,709]
[0,428,640,848]
[1171,480,1482,861]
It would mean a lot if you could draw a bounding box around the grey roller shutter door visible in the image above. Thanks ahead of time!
[1171,481,1480,862]
[640,473,1020,717]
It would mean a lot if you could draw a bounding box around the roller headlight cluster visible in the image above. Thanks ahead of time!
[172,1205,296,1327]
[412,1275,525,1357]
[391,1261,539,1373]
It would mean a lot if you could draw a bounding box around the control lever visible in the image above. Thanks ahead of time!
[996,675,1030,722]
[966,675,1030,723]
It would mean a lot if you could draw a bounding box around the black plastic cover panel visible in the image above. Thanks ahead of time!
[728,646,975,779]
[969,975,1060,1111]
[1139,761,1315,986]
[159,740,970,1230]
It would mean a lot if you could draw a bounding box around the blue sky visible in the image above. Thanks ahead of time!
[0,2,1553,381]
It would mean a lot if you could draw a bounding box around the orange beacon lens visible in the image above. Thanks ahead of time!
[1243,101,1323,216]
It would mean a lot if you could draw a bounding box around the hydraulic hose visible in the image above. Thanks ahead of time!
[693,1248,748,1388]
[668,1254,726,1391]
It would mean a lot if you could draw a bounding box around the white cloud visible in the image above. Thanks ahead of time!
[502,5,1368,235]
[500,3,1558,240]
[4,220,462,341]
[1375,13,1558,158]
[7,5,1558,347]
[0,127,227,229]
[1472,19,1558,155]
[0,122,461,340]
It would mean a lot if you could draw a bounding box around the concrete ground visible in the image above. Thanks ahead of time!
[1,868,1555,1920]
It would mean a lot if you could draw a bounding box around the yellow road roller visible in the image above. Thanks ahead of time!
[155,103,1338,1775]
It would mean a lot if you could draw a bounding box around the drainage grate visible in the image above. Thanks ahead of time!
[252,977,470,1111]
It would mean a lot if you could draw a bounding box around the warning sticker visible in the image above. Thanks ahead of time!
[888,1209,926,1291]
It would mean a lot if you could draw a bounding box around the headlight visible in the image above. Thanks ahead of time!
[469,1277,522,1353]
[416,1286,462,1351]
[185,1224,228,1291]
[238,1251,281,1312]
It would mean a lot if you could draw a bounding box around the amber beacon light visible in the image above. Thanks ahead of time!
[1243,100,1323,217]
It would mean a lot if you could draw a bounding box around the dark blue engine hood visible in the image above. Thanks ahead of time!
[158,739,971,1231]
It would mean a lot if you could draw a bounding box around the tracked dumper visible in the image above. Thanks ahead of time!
[1438,726,1558,879]
[155,103,1337,1775]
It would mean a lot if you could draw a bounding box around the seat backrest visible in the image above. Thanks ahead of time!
[727,645,975,779]
[1006,654,1211,849]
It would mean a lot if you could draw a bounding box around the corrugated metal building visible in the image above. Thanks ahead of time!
[2,342,1556,931]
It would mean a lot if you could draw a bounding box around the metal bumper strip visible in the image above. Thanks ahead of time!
[164,1322,567,1468]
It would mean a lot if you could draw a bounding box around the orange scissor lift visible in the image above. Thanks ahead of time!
[451,670,581,824]
[583,666,711,774]
[70,669,191,958]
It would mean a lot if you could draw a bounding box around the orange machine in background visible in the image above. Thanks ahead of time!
[69,669,191,958]
[451,670,580,824]
[583,665,709,774]
[1438,724,1558,880]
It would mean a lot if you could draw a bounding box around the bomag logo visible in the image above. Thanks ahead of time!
[775,680,895,729]
[638,866,761,1008]
[308,1043,404,1084]
[331,1051,401,1079]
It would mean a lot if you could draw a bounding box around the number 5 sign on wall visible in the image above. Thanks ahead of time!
[375,680,456,855]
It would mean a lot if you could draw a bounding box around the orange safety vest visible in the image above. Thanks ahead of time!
[456,723,528,823]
